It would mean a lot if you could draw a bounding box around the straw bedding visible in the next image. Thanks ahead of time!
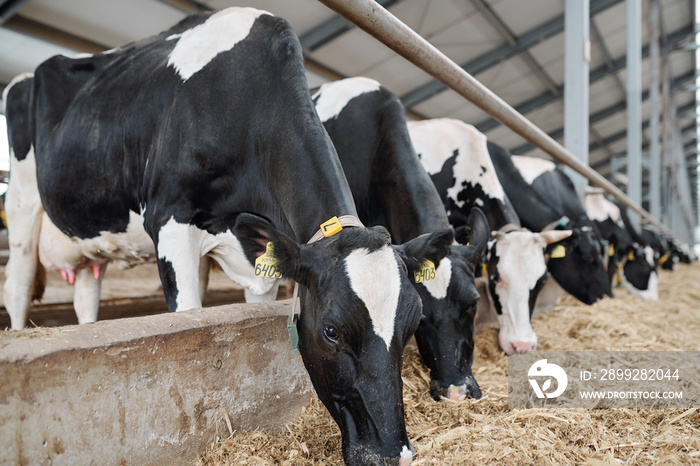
[197,262,700,465]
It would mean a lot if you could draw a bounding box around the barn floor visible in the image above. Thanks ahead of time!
[197,262,700,465]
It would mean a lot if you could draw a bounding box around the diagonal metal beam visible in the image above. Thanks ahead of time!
[300,0,401,52]
[510,69,697,155]
[399,0,623,109]
[476,24,695,135]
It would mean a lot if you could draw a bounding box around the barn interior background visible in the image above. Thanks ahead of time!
[0,0,699,246]
[1,1,699,465]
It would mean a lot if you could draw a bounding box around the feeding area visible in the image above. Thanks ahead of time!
[1,0,699,465]
[197,262,700,465]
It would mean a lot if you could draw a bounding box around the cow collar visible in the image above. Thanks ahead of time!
[288,215,365,356]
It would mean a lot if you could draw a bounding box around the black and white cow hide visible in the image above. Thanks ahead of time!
[312,77,489,401]
[4,9,451,465]
[489,147,612,305]
[407,118,571,355]
[584,188,658,300]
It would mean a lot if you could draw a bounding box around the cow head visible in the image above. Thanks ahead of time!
[619,244,658,301]
[484,227,572,355]
[234,213,453,465]
[412,208,489,401]
[545,217,612,304]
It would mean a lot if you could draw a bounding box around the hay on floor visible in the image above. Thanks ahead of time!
[197,263,700,465]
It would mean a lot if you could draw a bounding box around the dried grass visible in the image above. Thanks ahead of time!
[197,263,700,465]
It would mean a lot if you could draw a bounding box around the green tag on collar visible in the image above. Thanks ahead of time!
[254,242,283,278]
[287,313,301,357]
[414,259,436,283]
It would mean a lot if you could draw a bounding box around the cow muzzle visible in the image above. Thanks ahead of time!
[431,375,482,401]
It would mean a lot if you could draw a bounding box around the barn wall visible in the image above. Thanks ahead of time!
[0,299,313,466]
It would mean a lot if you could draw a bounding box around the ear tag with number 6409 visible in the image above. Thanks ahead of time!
[414,259,436,283]
[255,242,283,278]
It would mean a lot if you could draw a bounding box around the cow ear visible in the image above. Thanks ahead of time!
[397,228,454,272]
[453,208,489,253]
[539,229,573,245]
[233,213,315,285]
[465,207,489,255]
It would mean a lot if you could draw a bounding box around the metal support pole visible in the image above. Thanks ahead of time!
[564,0,590,199]
[626,0,642,213]
[314,0,678,240]
[648,0,661,218]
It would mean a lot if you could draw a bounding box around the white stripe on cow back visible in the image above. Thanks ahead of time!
[167,7,271,81]
[313,76,382,122]
[409,118,506,206]
[511,155,556,185]
[420,256,452,299]
[344,245,401,351]
[584,191,625,228]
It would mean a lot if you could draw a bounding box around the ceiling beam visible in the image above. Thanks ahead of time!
[399,0,623,109]
[510,69,697,155]
[4,15,108,53]
[469,0,558,95]
[0,0,29,24]
[591,118,696,172]
[476,24,695,135]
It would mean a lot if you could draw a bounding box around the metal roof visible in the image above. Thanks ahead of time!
[0,0,697,224]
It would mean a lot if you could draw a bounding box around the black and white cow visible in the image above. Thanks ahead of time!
[4,9,452,464]
[584,189,658,300]
[641,225,672,268]
[489,147,612,305]
[312,78,489,401]
[407,118,571,354]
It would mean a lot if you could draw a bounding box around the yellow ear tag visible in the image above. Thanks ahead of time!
[628,250,635,261]
[550,244,566,259]
[608,244,615,256]
[414,259,436,283]
[254,242,283,278]
[481,262,488,277]
[321,216,343,237]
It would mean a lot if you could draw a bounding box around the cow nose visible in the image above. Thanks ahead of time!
[447,385,467,401]
[509,341,537,354]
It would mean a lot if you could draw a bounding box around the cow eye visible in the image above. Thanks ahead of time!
[324,326,340,344]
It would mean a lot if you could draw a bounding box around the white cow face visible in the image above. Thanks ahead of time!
[485,229,572,355]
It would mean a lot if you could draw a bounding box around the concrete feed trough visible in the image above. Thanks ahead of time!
[0,299,313,465]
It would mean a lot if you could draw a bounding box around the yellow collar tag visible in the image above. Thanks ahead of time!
[254,242,283,278]
[321,216,343,237]
[628,250,635,261]
[608,244,615,256]
[550,244,566,259]
[414,259,436,283]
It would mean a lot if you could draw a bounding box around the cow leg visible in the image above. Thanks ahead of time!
[73,264,105,324]
[198,255,210,303]
[154,219,205,312]
[4,150,44,330]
